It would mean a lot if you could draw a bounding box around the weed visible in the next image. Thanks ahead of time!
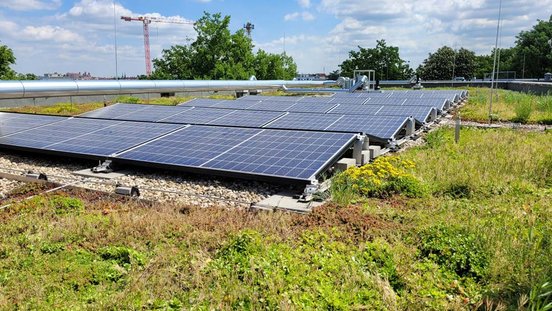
[418,225,489,280]
[114,96,140,104]
[49,195,84,214]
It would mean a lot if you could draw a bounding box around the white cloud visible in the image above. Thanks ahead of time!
[0,0,61,11]
[21,26,85,43]
[284,11,315,21]
[298,0,311,8]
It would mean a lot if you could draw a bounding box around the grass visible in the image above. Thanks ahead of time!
[0,127,550,309]
[1,94,235,116]
[460,87,552,124]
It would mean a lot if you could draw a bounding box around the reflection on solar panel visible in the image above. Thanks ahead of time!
[159,107,234,124]
[247,101,298,111]
[266,113,410,141]
[287,102,337,113]
[0,118,113,149]
[265,113,342,131]
[325,115,410,140]
[208,110,285,127]
[116,125,357,181]
[179,98,226,107]
[207,100,260,110]
[204,130,355,180]
[46,122,182,157]
[375,105,436,123]
[80,103,149,118]
[331,89,465,103]
[327,105,383,115]
[121,105,193,122]
[115,126,259,166]
[0,117,183,157]
[328,97,369,105]
[0,112,65,137]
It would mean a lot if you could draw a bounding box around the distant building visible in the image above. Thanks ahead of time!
[296,73,327,81]
[41,71,95,80]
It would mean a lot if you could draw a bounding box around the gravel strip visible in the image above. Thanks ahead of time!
[0,178,25,200]
[0,151,282,208]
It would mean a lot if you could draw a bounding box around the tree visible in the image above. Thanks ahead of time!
[417,46,476,80]
[327,69,340,80]
[513,16,552,78]
[339,39,412,80]
[0,44,16,80]
[152,12,297,80]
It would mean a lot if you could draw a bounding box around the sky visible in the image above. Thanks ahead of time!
[1,0,551,78]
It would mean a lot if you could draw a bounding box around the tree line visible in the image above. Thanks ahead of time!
[0,13,550,81]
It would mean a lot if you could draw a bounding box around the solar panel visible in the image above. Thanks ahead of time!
[46,121,183,157]
[297,96,334,103]
[0,112,66,137]
[115,126,260,167]
[159,107,234,124]
[205,100,260,110]
[0,118,114,149]
[0,117,183,157]
[375,105,436,123]
[247,101,298,111]
[178,98,226,107]
[328,97,369,105]
[326,115,410,140]
[79,103,149,118]
[208,110,285,127]
[326,104,383,115]
[123,104,194,122]
[265,113,343,131]
[287,102,338,113]
[203,130,356,180]
[116,125,357,181]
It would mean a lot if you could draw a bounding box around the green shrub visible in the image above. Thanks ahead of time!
[513,99,533,123]
[40,242,65,254]
[98,246,145,267]
[359,240,403,291]
[418,225,489,280]
[114,95,140,104]
[49,195,84,214]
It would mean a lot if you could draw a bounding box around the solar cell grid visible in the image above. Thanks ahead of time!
[266,113,342,131]
[47,122,183,157]
[0,112,65,137]
[208,110,285,127]
[326,115,409,140]
[179,98,225,107]
[116,126,260,167]
[204,130,356,180]
[0,118,116,149]
[327,104,382,115]
[109,104,193,122]
[286,102,337,113]
[328,97,368,104]
[79,103,150,119]
[246,101,298,111]
[159,107,234,124]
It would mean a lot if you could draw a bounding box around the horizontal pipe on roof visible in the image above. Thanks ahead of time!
[0,79,337,99]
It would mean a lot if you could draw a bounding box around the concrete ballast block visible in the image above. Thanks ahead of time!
[335,158,357,172]
[368,146,381,159]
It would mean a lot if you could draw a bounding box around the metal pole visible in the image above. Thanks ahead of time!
[489,0,502,124]
[113,1,119,80]
[455,114,461,144]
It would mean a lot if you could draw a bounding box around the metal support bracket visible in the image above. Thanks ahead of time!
[91,160,115,173]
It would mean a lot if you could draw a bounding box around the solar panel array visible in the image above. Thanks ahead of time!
[0,89,466,183]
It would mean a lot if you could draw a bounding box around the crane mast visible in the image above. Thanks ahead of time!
[121,16,194,76]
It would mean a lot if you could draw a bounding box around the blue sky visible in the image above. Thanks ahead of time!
[1,0,551,78]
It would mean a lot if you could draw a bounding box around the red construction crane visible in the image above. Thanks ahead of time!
[121,15,194,76]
